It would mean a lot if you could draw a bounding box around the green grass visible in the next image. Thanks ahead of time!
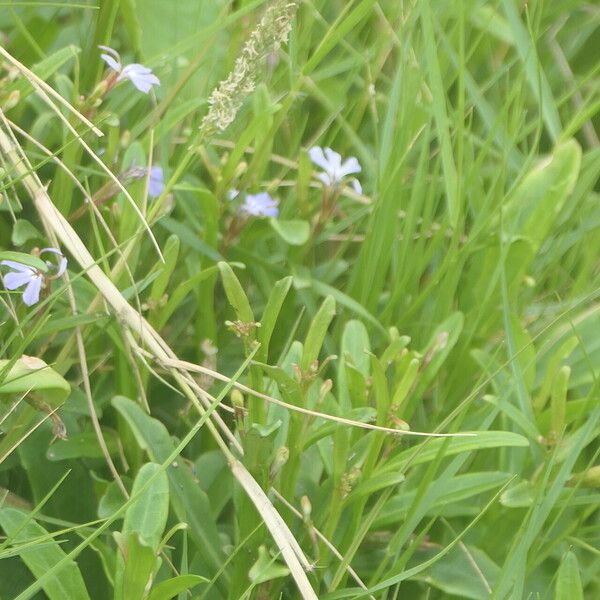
[1,1,600,598]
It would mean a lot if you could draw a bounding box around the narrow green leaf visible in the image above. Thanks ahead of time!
[420,0,459,225]
[218,261,254,323]
[380,431,529,475]
[7,46,79,102]
[148,234,180,303]
[257,276,293,362]
[303,0,376,74]
[147,575,207,600]
[501,0,561,140]
[301,295,336,371]
[115,533,156,600]
[556,551,583,600]
[0,508,91,600]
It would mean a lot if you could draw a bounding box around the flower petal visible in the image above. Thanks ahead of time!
[120,64,150,77]
[148,166,165,198]
[40,247,62,257]
[317,172,332,186]
[120,64,160,93]
[56,256,68,277]
[98,45,120,59]
[129,73,160,93]
[22,275,43,306]
[41,248,68,277]
[308,147,330,171]
[100,53,121,73]
[241,192,279,218]
[0,260,35,273]
[338,156,361,178]
[323,147,342,173]
[3,271,34,290]
[351,178,362,194]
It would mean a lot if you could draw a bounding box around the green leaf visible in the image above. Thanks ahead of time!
[504,140,582,249]
[420,0,459,225]
[345,471,405,504]
[155,264,223,330]
[111,397,226,582]
[11,220,42,247]
[501,0,561,140]
[148,234,180,303]
[269,218,310,245]
[380,431,529,476]
[248,545,290,585]
[0,508,91,600]
[114,532,156,600]
[301,295,336,371]
[122,463,169,551]
[98,479,132,520]
[414,544,499,600]
[135,0,227,100]
[113,463,169,600]
[376,472,513,527]
[0,357,70,407]
[7,46,80,102]
[556,551,583,600]
[147,575,207,600]
[218,261,254,323]
[257,276,293,362]
[34,313,111,338]
[254,363,303,407]
[409,312,464,412]
[303,0,376,74]
[46,431,119,461]
[159,218,224,262]
[341,320,370,376]
[0,252,48,273]
[308,278,386,335]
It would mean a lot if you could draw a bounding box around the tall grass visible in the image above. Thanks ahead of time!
[0,1,600,598]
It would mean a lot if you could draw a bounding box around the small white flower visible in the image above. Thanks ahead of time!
[1,248,67,307]
[308,146,362,194]
[99,46,160,94]
[240,192,279,218]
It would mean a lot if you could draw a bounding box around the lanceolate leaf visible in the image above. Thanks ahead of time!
[0,508,91,600]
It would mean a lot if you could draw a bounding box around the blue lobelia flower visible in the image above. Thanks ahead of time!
[308,146,362,194]
[99,46,160,94]
[240,192,279,218]
[1,248,67,307]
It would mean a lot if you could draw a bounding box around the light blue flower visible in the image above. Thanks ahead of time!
[1,248,67,307]
[148,166,165,198]
[309,146,362,194]
[99,46,160,94]
[240,192,279,218]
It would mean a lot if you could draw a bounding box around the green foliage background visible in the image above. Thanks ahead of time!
[1,0,600,598]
